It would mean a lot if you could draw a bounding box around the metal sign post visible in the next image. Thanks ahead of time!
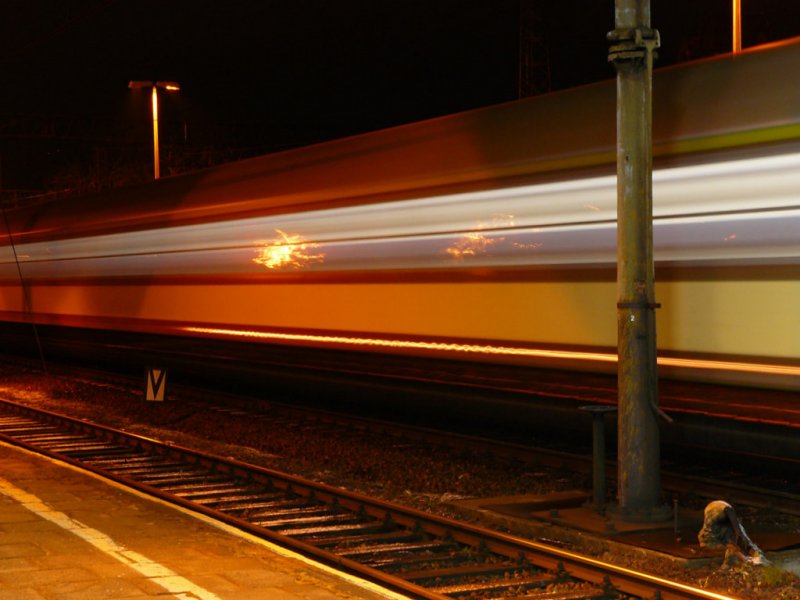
[608,0,670,522]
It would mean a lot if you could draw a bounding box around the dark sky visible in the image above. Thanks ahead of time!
[2,1,521,152]
[2,1,799,191]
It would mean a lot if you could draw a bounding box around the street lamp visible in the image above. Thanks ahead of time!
[732,0,742,53]
[128,80,181,179]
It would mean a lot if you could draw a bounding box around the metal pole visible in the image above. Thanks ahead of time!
[608,0,669,522]
[130,81,179,179]
[151,85,160,180]
[732,0,742,53]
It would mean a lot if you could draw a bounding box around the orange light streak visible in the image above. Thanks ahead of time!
[182,326,800,378]
[184,326,616,361]
[658,356,800,377]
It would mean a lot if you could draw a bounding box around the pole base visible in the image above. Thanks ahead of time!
[609,502,673,524]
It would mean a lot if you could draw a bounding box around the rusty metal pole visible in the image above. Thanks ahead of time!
[608,0,670,522]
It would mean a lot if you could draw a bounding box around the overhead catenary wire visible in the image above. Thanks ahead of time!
[0,203,49,376]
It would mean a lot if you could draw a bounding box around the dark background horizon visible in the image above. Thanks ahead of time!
[2,0,799,197]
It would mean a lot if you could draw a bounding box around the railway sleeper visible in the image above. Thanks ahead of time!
[305,529,420,549]
[0,425,61,435]
[86,454,169,466]
[338,540,456,561]
[363,551,469,571]
[429,572,554,597]
[262,513,366,530]
[35,441,120,454]
[133,472,233,486]
[0,416,41,424]
[523,588,611,600]
[97,461,192,474]
[58,445,132,459]
[197,492,287,510]
[111,464,206,476]
[275,521,387,538]
[0,417,52,425]
[10,433,83,443]
[19,434,96,444]
[176,486,261,501]
[292,521,400,553]
[155,478,243,493]
[401,562,539,585]
[117,459,192,471]
[226,498,314,517]
[251,505,341,519]
[63,446,134,458]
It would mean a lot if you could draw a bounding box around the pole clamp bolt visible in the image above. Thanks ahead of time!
[607,27,660,64]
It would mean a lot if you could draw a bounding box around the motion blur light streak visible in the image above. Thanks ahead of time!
[3,150,800,279]
[2,41,799,391]
[182,326,800,377]
[446,214,516,261]
[446,232,499,261]
[252,230,324,270]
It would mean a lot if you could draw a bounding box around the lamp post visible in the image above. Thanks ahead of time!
[128,81,180,180]
[732,0,742,53]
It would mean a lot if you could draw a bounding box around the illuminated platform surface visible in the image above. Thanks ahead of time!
[0,442,403,600]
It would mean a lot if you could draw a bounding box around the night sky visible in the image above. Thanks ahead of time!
[2,1,799,193]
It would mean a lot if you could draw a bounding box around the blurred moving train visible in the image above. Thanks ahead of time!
[1,39,799,391]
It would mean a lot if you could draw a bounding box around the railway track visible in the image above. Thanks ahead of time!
[0,397,733,600]
[4,355,799,517]
[182,386,800,518]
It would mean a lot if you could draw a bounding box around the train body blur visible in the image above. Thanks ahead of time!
[1,40,799,389]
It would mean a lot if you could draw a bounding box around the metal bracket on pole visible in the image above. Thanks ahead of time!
[607,28,660,65]
[616,301,661,310]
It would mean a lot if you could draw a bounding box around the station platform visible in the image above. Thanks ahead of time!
[0,441,406,600]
